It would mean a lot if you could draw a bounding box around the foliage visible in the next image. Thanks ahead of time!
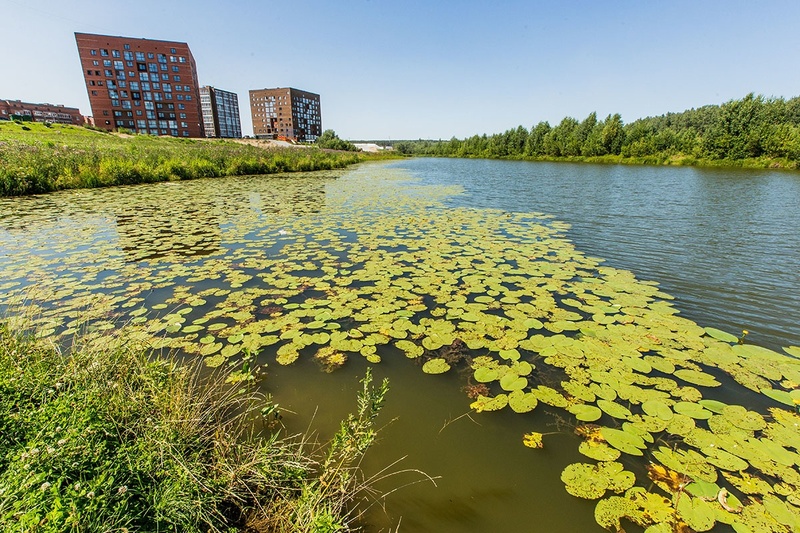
[315,130,360,152]
[0,324,389,532]
[0,122,367,196]
[395,93,800,168]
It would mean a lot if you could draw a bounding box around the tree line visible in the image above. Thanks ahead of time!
[395,94,800,166]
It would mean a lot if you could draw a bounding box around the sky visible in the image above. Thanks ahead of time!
[2,0,800,140]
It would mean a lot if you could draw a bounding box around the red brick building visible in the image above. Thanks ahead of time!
[249,87,321,142]
[0,99,83,125]
[75,32,204,137]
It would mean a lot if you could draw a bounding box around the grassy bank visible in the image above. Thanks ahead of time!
[0,323,389,532]
[0,122,390,196]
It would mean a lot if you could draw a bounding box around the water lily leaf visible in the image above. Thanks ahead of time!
[704,446,749,472]
[533,386,568,408]
[704,327,739,343]
[561,461,635,500]
[685,479,721,500]
[569,404,603,422]
[597,399,632,420]
[763,494,800,529]
[204,354,225,368]
[523,432,544,449]
[698,399,728,414]
[422,358,450,374]
[600,427,646,456]
[474,367,499,383]
[642,400,673,421]
[783,346,800,358]
[722,405,766,431]
[723,472,773,496]
[498,348,521,361]
[276,344,300,365]
[395,339,424,358]
[578,441,620,461]
[220,343,241,358]
[674,369,721,387]
[760,388,795,407]
[500,373,527,391]
[677,495,716,532]
[674,401,713,419]
[508,390,538,413]
[470,394,508,413]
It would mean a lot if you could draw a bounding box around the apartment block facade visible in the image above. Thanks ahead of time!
[75,32,204,137]
[249,87,321,142]
[199,86,242,138]
[0,99,83,125]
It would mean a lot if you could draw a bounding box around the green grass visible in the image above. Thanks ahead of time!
[0,321,389,532]
[0,122,388,196]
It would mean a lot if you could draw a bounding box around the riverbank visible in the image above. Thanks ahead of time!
[0,321,388,532]
[0,122,397,197]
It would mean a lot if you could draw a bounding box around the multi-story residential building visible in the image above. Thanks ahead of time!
[0,99,83,125]
[74,32,204,137]
[249,87,321,142]
[199,86,241,138]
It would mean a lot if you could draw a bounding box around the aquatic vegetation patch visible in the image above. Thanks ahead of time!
[1,163,800,531]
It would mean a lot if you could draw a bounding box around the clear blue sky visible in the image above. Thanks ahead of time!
[2,0,799,139]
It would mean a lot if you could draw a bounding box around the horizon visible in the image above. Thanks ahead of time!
[2,1,800,140]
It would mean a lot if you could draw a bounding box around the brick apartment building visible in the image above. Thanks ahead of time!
[74,32,204,137]
[249,87,321,142]
[199,86,241,138]
[0,99,83,125]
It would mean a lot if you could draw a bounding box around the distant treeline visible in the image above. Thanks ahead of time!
[395,93,800,168]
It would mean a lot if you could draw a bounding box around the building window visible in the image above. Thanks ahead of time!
[135,52,145,61]
[112,50,120,58]
[147,52,154,59]
[170,48,176,54]
[172,66,179,72]
[100,49,108,56]
[90,49,97,56]
[178,103,185,110]
[173,75,181,81]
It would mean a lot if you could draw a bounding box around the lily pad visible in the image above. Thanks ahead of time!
[422,358,451,374]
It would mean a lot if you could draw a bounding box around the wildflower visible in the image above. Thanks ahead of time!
[40,482,51,491]
[46,446,55,454]
[117,485,128,495]
[57,439,67,446]
[74,482,81,490]
[86,491,95,499]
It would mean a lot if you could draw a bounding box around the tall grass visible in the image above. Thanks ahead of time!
[0,322,392,532]
[0,122,368,196]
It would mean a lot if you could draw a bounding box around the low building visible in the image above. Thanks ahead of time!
[249,87,321,142]
[0,99,83,125]
[199,86,241,138]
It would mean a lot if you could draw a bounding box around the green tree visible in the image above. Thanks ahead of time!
[316,130,359,151]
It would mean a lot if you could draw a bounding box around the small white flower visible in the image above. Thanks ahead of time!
[86,491,95,499]
[57,439,67,446]
[46,446,55,454]
[117,486,128,495]
[40,482,51,491]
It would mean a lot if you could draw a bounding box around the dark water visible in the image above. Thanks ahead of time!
[390,158,800,352]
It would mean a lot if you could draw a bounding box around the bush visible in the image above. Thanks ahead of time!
[0,324,391,532]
